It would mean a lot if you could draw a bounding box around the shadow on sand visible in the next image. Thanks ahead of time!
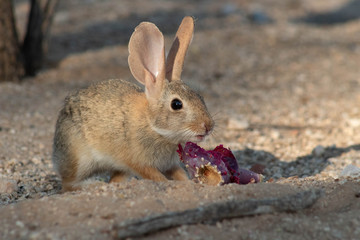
[234,143,360,180]
[296,0,360,25]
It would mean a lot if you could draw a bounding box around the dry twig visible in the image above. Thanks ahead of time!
[113,189,323,239]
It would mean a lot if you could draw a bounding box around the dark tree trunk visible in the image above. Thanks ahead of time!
[0,0,58,81]
[22,0,58,76]
[0,0,24,82]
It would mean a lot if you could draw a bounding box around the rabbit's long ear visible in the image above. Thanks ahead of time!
[166,16,194,81]
[128,22,166,99]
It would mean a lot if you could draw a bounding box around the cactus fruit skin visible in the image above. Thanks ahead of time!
[177,142,262,186]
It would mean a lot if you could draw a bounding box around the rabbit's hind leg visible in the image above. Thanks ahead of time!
[109,171,129,183]
[165,166,189,181]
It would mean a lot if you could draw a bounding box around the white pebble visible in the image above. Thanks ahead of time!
[347,118,360,128]
[15,221,25,228]
[270,130,280,139]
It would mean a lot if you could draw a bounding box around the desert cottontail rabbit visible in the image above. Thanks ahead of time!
[52,16,214,191]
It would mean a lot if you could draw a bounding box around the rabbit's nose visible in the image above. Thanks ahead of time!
[202,121,213,135]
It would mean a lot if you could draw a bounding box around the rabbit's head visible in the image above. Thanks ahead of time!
[128,16,214,144]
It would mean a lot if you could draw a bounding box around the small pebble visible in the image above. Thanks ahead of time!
[15,221,25,228]
[347,118,360,128]
[0,178,18,194]
[250,163,266,175]
[312,145,325,157]
[270,130,280,139]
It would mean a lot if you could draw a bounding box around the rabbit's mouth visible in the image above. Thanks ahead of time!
[195,135,206,142]
[194,126,212,142]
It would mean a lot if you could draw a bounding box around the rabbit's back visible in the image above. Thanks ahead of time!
[57,79,143,136]
[52,79,146,179]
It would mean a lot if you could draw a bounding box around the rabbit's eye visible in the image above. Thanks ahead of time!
[171,99,183,110]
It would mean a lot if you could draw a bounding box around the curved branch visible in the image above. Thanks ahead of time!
[113,189,323,239]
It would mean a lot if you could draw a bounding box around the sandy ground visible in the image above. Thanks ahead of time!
[1,0,360,239]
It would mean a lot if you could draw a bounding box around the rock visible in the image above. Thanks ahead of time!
[227,117,249,130]
[0,178,18,194]
[312,145,325,157]
[340,165,360,178]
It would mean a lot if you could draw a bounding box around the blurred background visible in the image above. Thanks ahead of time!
[4,0,360,156]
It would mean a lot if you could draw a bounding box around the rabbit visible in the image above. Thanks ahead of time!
[52,16,214,192]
